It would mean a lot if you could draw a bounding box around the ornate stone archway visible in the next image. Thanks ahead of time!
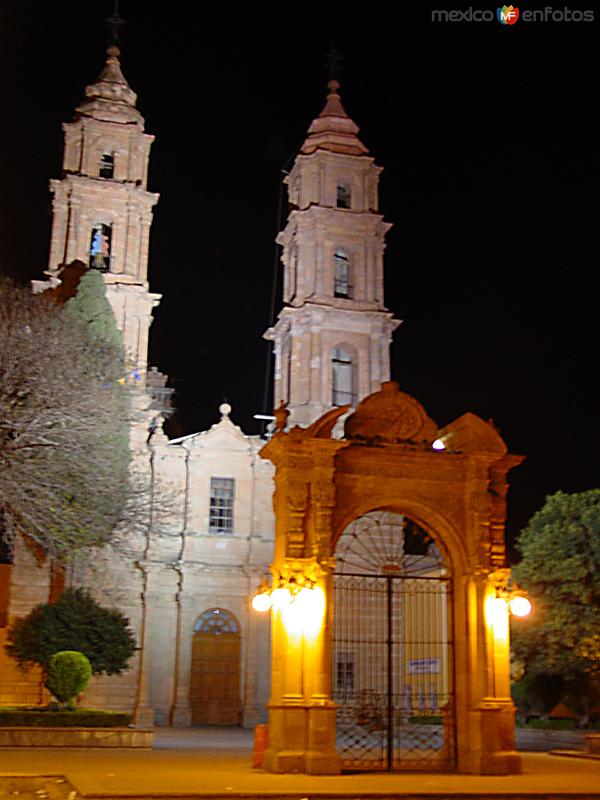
[261,382,523,775]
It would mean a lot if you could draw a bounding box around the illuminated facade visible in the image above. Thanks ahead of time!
[0,39,523,776]
[261,384,523,774]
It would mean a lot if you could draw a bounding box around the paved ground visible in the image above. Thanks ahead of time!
[1,727,600,798]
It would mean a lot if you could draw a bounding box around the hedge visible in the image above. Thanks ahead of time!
[0,707,131,727]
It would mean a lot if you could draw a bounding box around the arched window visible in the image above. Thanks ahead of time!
[334,250,350,297]
[336,182,351,209]
[194,607,239,634]
[99,153,115,179]
[89,223,112,272]
[332,347,355,407]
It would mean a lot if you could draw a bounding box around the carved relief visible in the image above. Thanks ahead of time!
[287,479,309,557]
[345,381,438,444]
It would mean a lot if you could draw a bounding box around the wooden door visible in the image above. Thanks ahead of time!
[190,610,240,725]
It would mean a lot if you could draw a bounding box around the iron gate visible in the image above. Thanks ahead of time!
[332,512,455,771]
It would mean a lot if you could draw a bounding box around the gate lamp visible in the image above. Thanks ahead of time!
[251,573,318,612]
[490,570,532,618]
[493,589,532,617]
[508,594,532,617]
[251,580,272,612]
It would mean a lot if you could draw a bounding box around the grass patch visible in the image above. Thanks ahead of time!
[408,715,443,725]
[0,707,131,727]
[517,718,578,730]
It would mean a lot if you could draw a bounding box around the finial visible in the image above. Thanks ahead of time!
[106,0,125,52]
[325,40,343,84]
[327,79,340,97]
[274,400,290,432]
[219,402,232,418]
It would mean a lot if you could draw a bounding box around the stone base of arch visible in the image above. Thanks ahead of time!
[263,703,341,775]
[461,701,521,775]
[260,383,524,775]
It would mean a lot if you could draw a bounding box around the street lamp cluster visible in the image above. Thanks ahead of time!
[251,575,318,612]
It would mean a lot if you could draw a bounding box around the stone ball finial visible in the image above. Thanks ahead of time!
[219,402,232,418]
[327,79,340,96]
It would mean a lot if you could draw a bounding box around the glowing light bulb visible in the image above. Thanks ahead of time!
[271,587,292,609]
[251,592,272,612]
[509,595,532,617]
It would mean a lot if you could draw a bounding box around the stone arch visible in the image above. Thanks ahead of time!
[335,177,352,209]
[331,509,455,768]
[332,497,467,579]
[261,381,523,775]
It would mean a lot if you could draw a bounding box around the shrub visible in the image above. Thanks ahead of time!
[45,651,92,707]
[5,588,136,675]
[0,707,131,727]
[525,718,578,730]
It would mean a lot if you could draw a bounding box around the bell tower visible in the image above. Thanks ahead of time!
[44,35,160,376]
[265,79,399,427]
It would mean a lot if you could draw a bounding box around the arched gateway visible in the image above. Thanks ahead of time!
[333,511,453,770]
[261,382,523,775]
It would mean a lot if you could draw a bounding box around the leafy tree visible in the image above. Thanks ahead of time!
[5,589,136,676]
[0,275,131,559]
[64,268,125,356]
[45,650,92,707]
[512,489,600,723]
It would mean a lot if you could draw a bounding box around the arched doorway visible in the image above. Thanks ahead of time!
[190,608,240,725]
[333,510,454,771]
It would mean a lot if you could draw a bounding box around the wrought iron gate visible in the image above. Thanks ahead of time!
[332,512,455,771]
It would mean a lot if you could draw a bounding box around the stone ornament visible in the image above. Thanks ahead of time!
[344,380,438,444]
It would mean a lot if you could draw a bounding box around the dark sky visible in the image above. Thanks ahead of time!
[0,3,597,552]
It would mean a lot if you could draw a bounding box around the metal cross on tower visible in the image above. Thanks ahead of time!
[325,41,343,82]
[106,0,125,47]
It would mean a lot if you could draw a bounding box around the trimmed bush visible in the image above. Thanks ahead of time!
[45,651,92,707]
[6,588,137,675]
[0,707,131,727]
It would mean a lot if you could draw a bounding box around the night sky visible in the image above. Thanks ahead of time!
[1,3,597,553]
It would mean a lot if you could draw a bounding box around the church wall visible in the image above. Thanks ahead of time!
[129,409,277,726]
[0,538,51,705]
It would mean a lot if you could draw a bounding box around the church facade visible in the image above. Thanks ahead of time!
[0,42,397,728]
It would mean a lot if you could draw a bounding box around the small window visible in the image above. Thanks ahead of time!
[335,652,354,694]
[336,183,351,209]
[99,153,114,179]
[332,347,355,407]
[334,250,350,297]
[209,477,234,534]
[89,223,112,272]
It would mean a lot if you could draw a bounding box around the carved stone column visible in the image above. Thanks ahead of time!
[261,423,346,775]
[170,590,196,726]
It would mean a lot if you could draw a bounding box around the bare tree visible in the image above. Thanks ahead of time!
[0,276,132,560]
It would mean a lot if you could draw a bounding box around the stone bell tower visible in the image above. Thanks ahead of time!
[44,39,160,376]
[264,79,400,427]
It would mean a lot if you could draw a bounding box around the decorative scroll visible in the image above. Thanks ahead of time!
[345,382,438,445]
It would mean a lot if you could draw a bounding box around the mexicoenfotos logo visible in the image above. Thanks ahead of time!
[431,6,594,22]
[497,5,519,24]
